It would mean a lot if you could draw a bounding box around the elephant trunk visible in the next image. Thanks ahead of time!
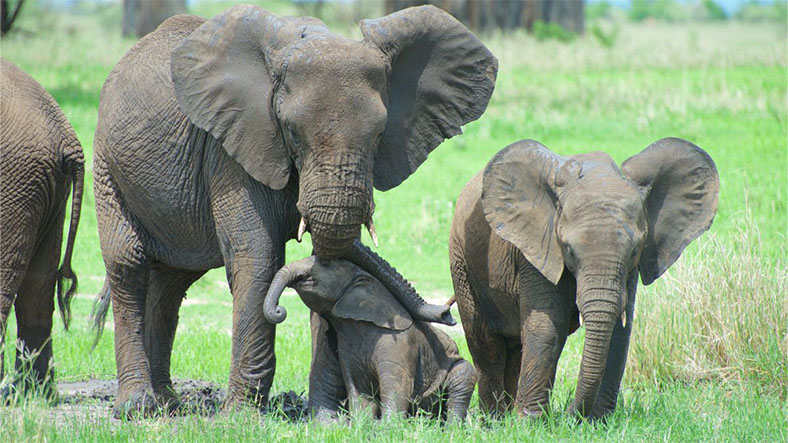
[570,273,626,417]
[298,152,373,258]
[344,239,456,326]
[264,258,314,324]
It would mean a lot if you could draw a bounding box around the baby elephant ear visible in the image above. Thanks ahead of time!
[360,5,498,191]
[482,140,570,285]
[331,274,413,330]
[171,5,310,190]
[622,137,720,285]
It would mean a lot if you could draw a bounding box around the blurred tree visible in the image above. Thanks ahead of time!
[0,0,24,36]
[384,0,584,34]
[701,0,727,20]
[123,0,186,38]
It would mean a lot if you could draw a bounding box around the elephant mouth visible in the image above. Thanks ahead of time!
[308,221,361,258]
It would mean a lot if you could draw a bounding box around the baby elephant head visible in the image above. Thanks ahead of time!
[481,137,719,415]
[264,256,413,331]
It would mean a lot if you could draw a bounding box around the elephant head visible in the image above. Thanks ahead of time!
[264,256,413,331]
[170,5,497,258]
[481,138,719,416]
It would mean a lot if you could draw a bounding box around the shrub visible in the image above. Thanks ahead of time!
[589,23,619,48]
[628,210,787,399]
[532,20,577,43]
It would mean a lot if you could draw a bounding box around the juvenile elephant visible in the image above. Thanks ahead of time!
[449,138,718,419]
[264,256,476,422]
[91,5,495,415]
[0,59,84,393]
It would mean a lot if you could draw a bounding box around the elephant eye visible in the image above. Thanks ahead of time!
[285,123,299,145]
[564,244,575,261]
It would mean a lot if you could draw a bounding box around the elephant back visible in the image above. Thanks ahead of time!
[95,14,205,158]
[1,59,80,165]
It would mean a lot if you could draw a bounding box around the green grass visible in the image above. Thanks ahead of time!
[1,2,786,440]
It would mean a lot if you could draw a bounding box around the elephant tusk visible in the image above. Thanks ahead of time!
[579,313,584,328]
[297,217,307,242]
[366,219,378,248]
[621,311,627,328]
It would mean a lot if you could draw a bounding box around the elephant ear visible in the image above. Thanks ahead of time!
[360,5,498,191]
[331,273,413,330]
[622,137,720,285]
[482,140,575,285]
[171,6,322,189]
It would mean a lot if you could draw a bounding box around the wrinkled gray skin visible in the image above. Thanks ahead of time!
[92,5,495,417]
[449,138,718,419]
[264,257,476,422]
[0,59,84,393]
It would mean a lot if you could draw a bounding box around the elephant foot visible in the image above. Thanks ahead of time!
[154,385,181,415]
[223,382,269,412]
[113,388,158,419]
[568,402,608,422]
[519,407,547,420]
[0,378,58,404]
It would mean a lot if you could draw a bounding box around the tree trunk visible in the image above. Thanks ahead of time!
[1,0,25,36]
[383,0,584,34]
[122,0,186,38]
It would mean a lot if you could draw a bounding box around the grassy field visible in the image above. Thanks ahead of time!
[1,1,786,441]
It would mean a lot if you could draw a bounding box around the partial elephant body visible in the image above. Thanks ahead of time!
[450,139,718,419]
[0,59,84,391]
[450,173,580,415]
[265,257,476,422]
[326,316,472,420]
[93,5,495,416]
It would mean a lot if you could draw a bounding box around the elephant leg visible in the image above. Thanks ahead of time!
[503,345,522,399]
[451,249,510,415]
[467,330,509,415]
[0,270,22,385]
[12,218,64,395]
[144,267,205,412]
[308,312,346,422]
[344,376,378,419]
[515,274,572,417]
[104,236,153,416]
[444,359,477,422]
[224,254,281,408]
[210,175,292,409]
[378,363,415,419]
[94,153,156,417]
[589,272,637,420]
[0,211,40,385]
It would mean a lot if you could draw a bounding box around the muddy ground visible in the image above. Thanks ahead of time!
[23,379,308,424]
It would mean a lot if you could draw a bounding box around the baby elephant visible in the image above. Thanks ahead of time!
[264,256,475,422]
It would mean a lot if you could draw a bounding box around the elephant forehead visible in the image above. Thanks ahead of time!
[286,39,385,82]
[561,185,646,230]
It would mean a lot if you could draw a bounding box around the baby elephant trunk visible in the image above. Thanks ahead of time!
[264,258,314,324]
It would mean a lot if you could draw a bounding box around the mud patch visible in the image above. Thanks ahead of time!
[41,379,307,423]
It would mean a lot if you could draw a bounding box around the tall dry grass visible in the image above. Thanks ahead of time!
[629,204,787,398]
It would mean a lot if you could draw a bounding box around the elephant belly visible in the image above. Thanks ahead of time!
[102,124,224,270]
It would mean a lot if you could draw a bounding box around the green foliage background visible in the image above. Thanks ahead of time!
[1,1,786,440]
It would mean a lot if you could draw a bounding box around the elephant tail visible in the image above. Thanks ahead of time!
[56,148,84,331]
[89,279,111,351]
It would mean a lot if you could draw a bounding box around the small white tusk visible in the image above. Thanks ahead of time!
[366,219,378,248]
[621,311,627,328]
[579,313,584,328]
[297,217,307,242]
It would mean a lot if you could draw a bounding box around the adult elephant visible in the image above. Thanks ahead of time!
[92,5,496,416]
[449,138,718,419]
[1,59,84,393]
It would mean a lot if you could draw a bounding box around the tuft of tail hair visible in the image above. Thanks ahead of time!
[89,280,111,351]
[56,153,84,330]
